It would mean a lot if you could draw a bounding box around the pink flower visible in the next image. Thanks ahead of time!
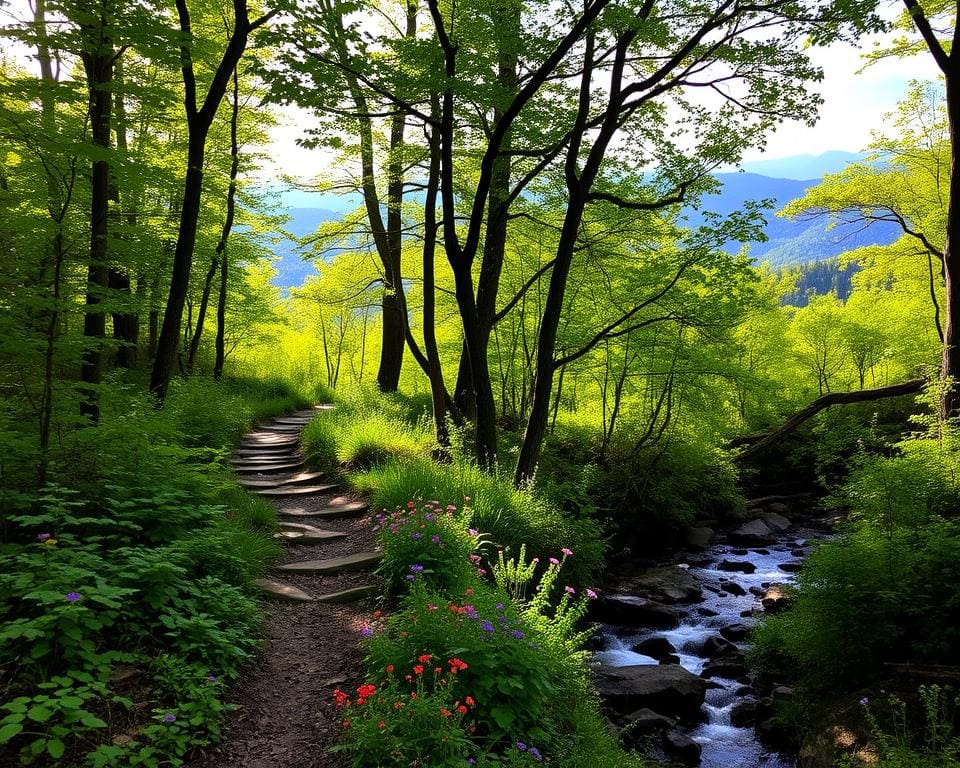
[561,547,573,556]
[446,504,457,511]
[549,557,560,565]
[586,588,598,600]
[565,585,575,595]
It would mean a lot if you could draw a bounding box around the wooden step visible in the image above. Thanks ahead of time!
[254,484,338,497]
[254,578,315,602]
[316,585,378,603]
[277,551,382,575]
[279,500,368,519]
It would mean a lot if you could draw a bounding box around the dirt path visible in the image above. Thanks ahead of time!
[190,407,380,768]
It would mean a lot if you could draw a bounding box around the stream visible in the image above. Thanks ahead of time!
[591,513,829,767]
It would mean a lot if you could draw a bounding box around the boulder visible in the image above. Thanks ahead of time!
[731,519,775,546]
[761,585,791,613]
[662,729,703,764]
[790,549,809,558]
[620,566,704,605]
[779,561,804,573]
[685,526,715,549]
[702,635,738,659]
[697,607,719,617]
[622,708,675,741]
[721,581,747,597]
[592,595,683,629]
[752,548,770,555]
[768,502,791,515]
[660,655,682,665]
[631,636,677,661]
[719,623,750,642]
[763,512,792,531]
[700,655,749,680]
[593,664,708,719]
[730,700,757,727]
[718,559,757,574]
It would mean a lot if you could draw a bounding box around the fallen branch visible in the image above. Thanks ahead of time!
[733,379,926,461]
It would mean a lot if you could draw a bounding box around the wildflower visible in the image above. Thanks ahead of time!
[440,708,453,717]
[464,496,471,502]
[163,713,176,724]
[428,604,438,612]
[360,625,374,638]
[561,547,573,556]
[207,674,217,683]
[529,747,543,761]
[373,610,381,618]
[516,741,527,751]
[357,684,377,698]
[342,719,350,729]
[860,697,870,706]
[386,665,394,674]
[549,557,560,565]
[418,654,433,663]
[495,603,505,612]
[434,666,442,674]
[480,620,495,633]
[465,696,475,707]
[458,705,468,714]
[410,564,425,573]
[511,629,525,639]
[412,532,423,540]
[565,585,575,595]
[478,568,487,575]
[406,575,415,581]
[498,615,509,625]
[410,692,417,699]
[405,674,413,682]
[407,501,416,508]
[43,538,58,547]
[378,720,386,729]
[425,513,435,521]
[37,533,51,542]
[465,587,474,596]
[468,528,478,536]
[413,665,424,675]
[446,504,457,511]
[333,689,350,708]
[431,534,441,544]
[394,701,404,709]
[585,588,598,600]
[448,658,468,673]
[531,557,539,564]
[65,592,81,602]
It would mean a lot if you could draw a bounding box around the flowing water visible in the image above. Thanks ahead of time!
[594,529,826,767]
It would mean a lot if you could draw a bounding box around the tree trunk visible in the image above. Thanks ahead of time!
[942,71,960,415]
[214,251,227,380]
[186,256,219,372]
[111,58,138,368]
[79,0,114,423]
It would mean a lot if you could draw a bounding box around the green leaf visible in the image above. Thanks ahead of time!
[0,723,23,743]
[46,739,66,758]
[80,715,107,729]
[490,706,515,729]
[27,705,53,723]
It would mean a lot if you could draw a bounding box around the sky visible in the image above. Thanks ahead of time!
[264,32,939,184]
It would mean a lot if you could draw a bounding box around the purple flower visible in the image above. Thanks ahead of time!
[425,513,434,521]
[410,564,425,573]
[549,557,560,565]
[65,592,81,602]
[495,603,504,612]
[529,747,542,761]
[411,532,423,540]
[464,605,478,620]
[561,548,573,556]
[207,674,217,683]
[406,575,415,581]
[360,625,374,638]
[516,741,527,751]
[431,534,441,544]
[480,620,495,633]
[468,529,478,536]
[860,697,869,706]
[466,760,476,766]
[163,713,176,724]
[585,588,598,600]
[37,533,51,542]
[511,629,525,639]
[498,615,509,625]
[389,524,398,533]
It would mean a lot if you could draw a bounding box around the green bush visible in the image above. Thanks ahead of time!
[353,458,603,585]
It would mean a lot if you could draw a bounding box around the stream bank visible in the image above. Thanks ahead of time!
[589,494,833,766]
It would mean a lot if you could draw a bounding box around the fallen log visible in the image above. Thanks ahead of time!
[733,379,926,462]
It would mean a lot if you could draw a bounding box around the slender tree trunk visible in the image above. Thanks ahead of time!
[111,58,138,367]
[943,71,960,415]
[213,249,228,380]
[187,256,219,372]
[79,0,114,423]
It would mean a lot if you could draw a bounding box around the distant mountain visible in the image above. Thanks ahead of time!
[737,151,868,180]
[685,172,901,268]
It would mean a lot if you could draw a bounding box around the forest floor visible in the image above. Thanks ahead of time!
[189,410,380,768]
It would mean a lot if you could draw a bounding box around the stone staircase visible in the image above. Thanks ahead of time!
[231,405,381,605]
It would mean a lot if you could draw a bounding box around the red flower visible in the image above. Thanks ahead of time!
[333,689,350,708]
[378,720,386,729]
[405,674,412,682]
[342,719,350,729]
[413,665,424,675]
[373,610,382,618]
[440,708,452,717]
[386,665,394,674]
[457,705,468,714]
[448,658,468,673]
[465,588,474,596]
[417,654,433,663]
[394,701,404,709]
[434,666,442,674]
[465,696,475,707]
[357,684,377,699]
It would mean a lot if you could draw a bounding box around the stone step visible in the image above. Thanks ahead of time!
[254,578,315,602]
[273,524,348,544]
[241,435,300,445]
[279,500,368,519]
[232,461,305,475]
[235,443,300,454]
[314,404,335,410]
[232,448,301,459]
[256,425,303,434]
[237,471,327,490]
[315,585,379,603]
[277,551,382,575]
[254,484,339,497]
[273,417,314,426]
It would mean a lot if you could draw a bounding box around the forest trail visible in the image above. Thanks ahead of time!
[190,406,379,768]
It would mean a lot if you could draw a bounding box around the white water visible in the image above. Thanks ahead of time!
[595,535,822,767]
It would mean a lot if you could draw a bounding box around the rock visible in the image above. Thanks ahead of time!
[779,561,804,573]
[697,607,719,617]
[622,708,675,739]
[790,549,809,558]
[591,595,683,629]
[278,551,383,575]
[794,538,809,548]
[730,700,757,727]
[731,519,775,545]
[730,548,749,556]
[620,566,704,605]
[254,578,315,602]
[660,655,681,665]
[662,729,702,764]
[722,581,747,597]
[315,585,380,603]
[763,512,792,532]
[752,548,770,555]
[702,584,722,595]
[686,526,715,549]
[761,585,791,613]
[631,636,677,661]
[772,686,795,701]
[702,635,738,659]
[593,664,708,719]
[700,655,748,679]
[749,586,766,598]
[756,715,795,749]
[719,624,750,642]
[768,502,791,515]
[718,559,756,574]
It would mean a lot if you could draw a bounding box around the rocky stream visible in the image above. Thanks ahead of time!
[588,496,830,766]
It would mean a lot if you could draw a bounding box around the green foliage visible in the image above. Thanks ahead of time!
[353,458,603,585]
